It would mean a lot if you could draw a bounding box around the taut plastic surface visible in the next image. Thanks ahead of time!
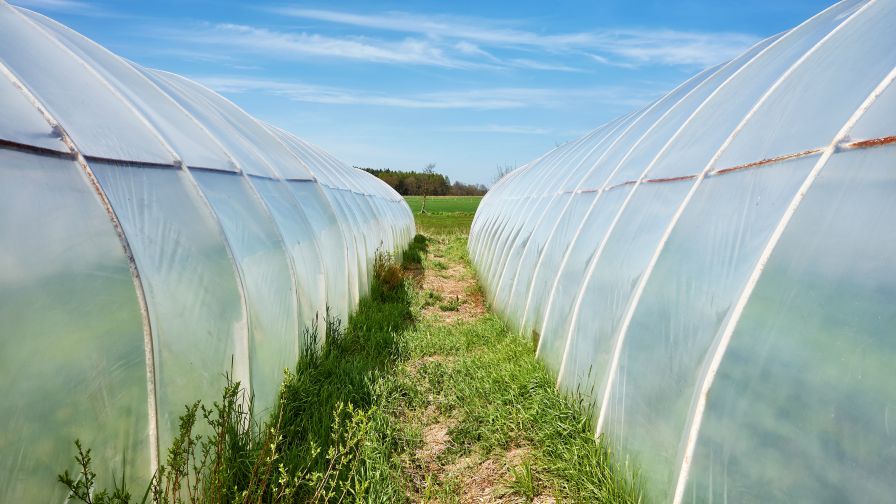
[470,1,896,501]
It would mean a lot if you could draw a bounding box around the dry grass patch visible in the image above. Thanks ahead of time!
[420,236,486,323]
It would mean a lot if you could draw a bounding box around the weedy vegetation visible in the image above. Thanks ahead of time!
[438,295,462,312]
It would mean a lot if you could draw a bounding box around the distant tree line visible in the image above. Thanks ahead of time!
[358,166,488,196]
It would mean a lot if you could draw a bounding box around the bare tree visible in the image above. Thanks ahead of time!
[492,163,515,186]
[421,162,436,214]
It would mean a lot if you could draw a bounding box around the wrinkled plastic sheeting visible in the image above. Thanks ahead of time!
[0,152,149,502]
[91,162,250,451]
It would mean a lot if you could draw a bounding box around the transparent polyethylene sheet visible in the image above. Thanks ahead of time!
[191,170,300,417]
[714,0,896,170]
[642,0,864,181]
[21,9,238,171]
[328,188,371,298]
[0,4,173,164]
[604,36,777,187]
[0,152,149,502]
[505,192,574,329]
[0,70,67,152]
[508,117,638,333]
[91,162,249,451]
[484,61,725,342]
[518,29,773,339]
[558,181,692,417]
[249,177,328,339]
[137,67,280,175]
[850,76,896,141]
[533,189,626,374]
[274,130,343,185]
[146,70,311,179]
[287,180,353,321]
[601,157,816,501]
[685,147,896,503]
[496,127,624,325]
[470,0,896,499]
[492,194,557,324]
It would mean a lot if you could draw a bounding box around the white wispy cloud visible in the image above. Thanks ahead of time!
[268,8,594,50]
[590,29,759,66]
[162,23,491,69]
[269,7,760,67]
[195,76,658,110]
[198,76,519,108]
[13,0,91,11]
[12,0,116,17]
[445,124,554,135]
[153,7,759,73]
[507,58,585,72]
[453,41,501,62]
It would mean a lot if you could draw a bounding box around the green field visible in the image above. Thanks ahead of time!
[404,195,482,214]
[404,195,482,235]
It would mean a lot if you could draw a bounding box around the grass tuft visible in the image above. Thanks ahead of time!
[438,295,462,312]
[401,234,428,268]
[507,461,537,501]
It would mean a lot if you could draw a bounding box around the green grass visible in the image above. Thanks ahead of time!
[415,213,475,235]
[403,195,482,214]
[59,214,638,503]
[437,295,462,312]
[405,195,482,236]
[386,232,640,502]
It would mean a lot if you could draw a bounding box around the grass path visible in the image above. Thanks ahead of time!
[371,230,640,503]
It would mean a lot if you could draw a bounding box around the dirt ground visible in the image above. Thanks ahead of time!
[420,249,487,323]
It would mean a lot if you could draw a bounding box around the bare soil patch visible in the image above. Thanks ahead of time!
[422,263,486,323]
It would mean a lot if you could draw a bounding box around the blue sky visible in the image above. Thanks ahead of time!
[14,0,833,185]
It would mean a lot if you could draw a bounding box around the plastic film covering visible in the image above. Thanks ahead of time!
[286,179,353,321]
[509,64,720,350]
[600,157,815,500]
[0,68,66,152]
[500,116,633,328]
[0,4,413,499]
[683,146,896,503]
[506,114,637,336]
[90,162,250,450]
[0,152,149,502]
[249,176,328,340]
[469,0,896,500]
[0,3,173,164]
[273,130,368,307]
[21,10,237,171]
[191,170,299,416]
[143,69,313,179]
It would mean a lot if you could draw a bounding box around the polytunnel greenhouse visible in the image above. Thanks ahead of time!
[0,3,414,501]
[471,0,896,502]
